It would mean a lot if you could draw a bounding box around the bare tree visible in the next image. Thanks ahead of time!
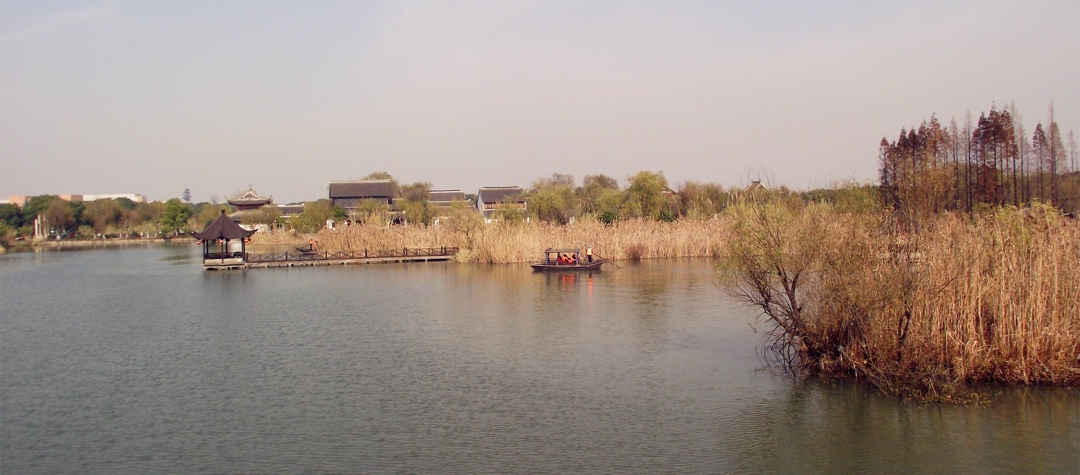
[1033,123,1047,202]
[1048,118,1064,205]
[1069,130,1077,174]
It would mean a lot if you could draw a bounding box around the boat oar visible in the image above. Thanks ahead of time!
[595,254,621,269]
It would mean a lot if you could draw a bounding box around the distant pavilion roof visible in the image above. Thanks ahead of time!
[744,180,770,192]
[228,187,273,208]
[193,211,257,241]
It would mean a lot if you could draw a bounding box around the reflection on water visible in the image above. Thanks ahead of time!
[1,249,1076,474]
[719,379,1078,474]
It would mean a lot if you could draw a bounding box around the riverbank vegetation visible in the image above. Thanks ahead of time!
[718,105,1079,400]
[722,197,1079,400]
[273,214,732,264]
[4,103,1078,400]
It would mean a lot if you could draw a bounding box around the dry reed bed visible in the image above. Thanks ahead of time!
[464,218,730,263]
[725,202,1080,399]
[251,217,732,263]
[905,211,1080,387]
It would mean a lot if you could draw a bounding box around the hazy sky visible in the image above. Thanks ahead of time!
[2,1,1077,203]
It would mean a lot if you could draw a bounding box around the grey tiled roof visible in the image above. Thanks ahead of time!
[477,186,524,204]
[329,180,394,199]
[429,190,466,203]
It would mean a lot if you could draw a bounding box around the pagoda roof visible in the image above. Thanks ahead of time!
[193,211,257,241]
[227,187,272,206]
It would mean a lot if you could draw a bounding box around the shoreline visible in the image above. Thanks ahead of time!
[23,237,176,251]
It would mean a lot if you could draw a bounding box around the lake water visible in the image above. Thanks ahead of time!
[1,244,1077,474]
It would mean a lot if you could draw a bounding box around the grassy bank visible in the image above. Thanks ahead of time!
[722,200,1080,400]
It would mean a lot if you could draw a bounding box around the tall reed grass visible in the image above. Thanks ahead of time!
[722,200,1080,399]
[250,216,731,263]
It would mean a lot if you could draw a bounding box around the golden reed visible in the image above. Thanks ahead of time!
[251,216,731,263]
[723,201,1080,400]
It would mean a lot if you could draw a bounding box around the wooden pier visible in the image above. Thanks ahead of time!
[203,246,459,270]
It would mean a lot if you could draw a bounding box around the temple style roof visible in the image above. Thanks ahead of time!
[227,187,273,207]
[193,211,257,241]
[744,180,769,192]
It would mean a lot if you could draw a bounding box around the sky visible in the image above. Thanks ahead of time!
[2,1,1077,204]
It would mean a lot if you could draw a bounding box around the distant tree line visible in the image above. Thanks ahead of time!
[0,195,237,244]
[879,103,1078,216]
[16,107,1067,246]
[328,170,733,228]
[1,173,874,244]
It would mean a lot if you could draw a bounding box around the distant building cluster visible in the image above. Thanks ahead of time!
[2,180,531,226]
[2,193,147,206]
[328,179,526,223]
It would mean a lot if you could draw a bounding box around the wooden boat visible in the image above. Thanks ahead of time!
[530,248,605,271]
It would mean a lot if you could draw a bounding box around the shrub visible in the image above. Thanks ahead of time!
[600,210,618,226]
[624,243,647,260]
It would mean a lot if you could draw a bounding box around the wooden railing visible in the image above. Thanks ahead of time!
[245,246,459,264]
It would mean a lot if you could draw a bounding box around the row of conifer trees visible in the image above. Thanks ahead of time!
[879,103,1077,215]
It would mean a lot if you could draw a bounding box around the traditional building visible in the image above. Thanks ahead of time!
[329,180,394,210]
[228,187,273,211]
[744,180,769,193]
[428,189,467,207]
[476,186,526,220]
[193,210,257,270]
[224,187,275,231]
[275,203,305,218]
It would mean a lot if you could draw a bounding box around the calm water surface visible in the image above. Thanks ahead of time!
[1,244,1077,474]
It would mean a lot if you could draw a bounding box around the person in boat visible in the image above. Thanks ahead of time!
[586,246,593,263]
[308,239,318,251]
[571,253,578,264]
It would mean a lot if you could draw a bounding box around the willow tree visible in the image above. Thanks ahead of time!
[677,181,726,219]
[529,173,576,224]
[400,182,432,226]
[624,170,671,220]
[579,174,620,216]
[363,171,401,197]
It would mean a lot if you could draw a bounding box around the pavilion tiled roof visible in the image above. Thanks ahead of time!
[193,211,256,241]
